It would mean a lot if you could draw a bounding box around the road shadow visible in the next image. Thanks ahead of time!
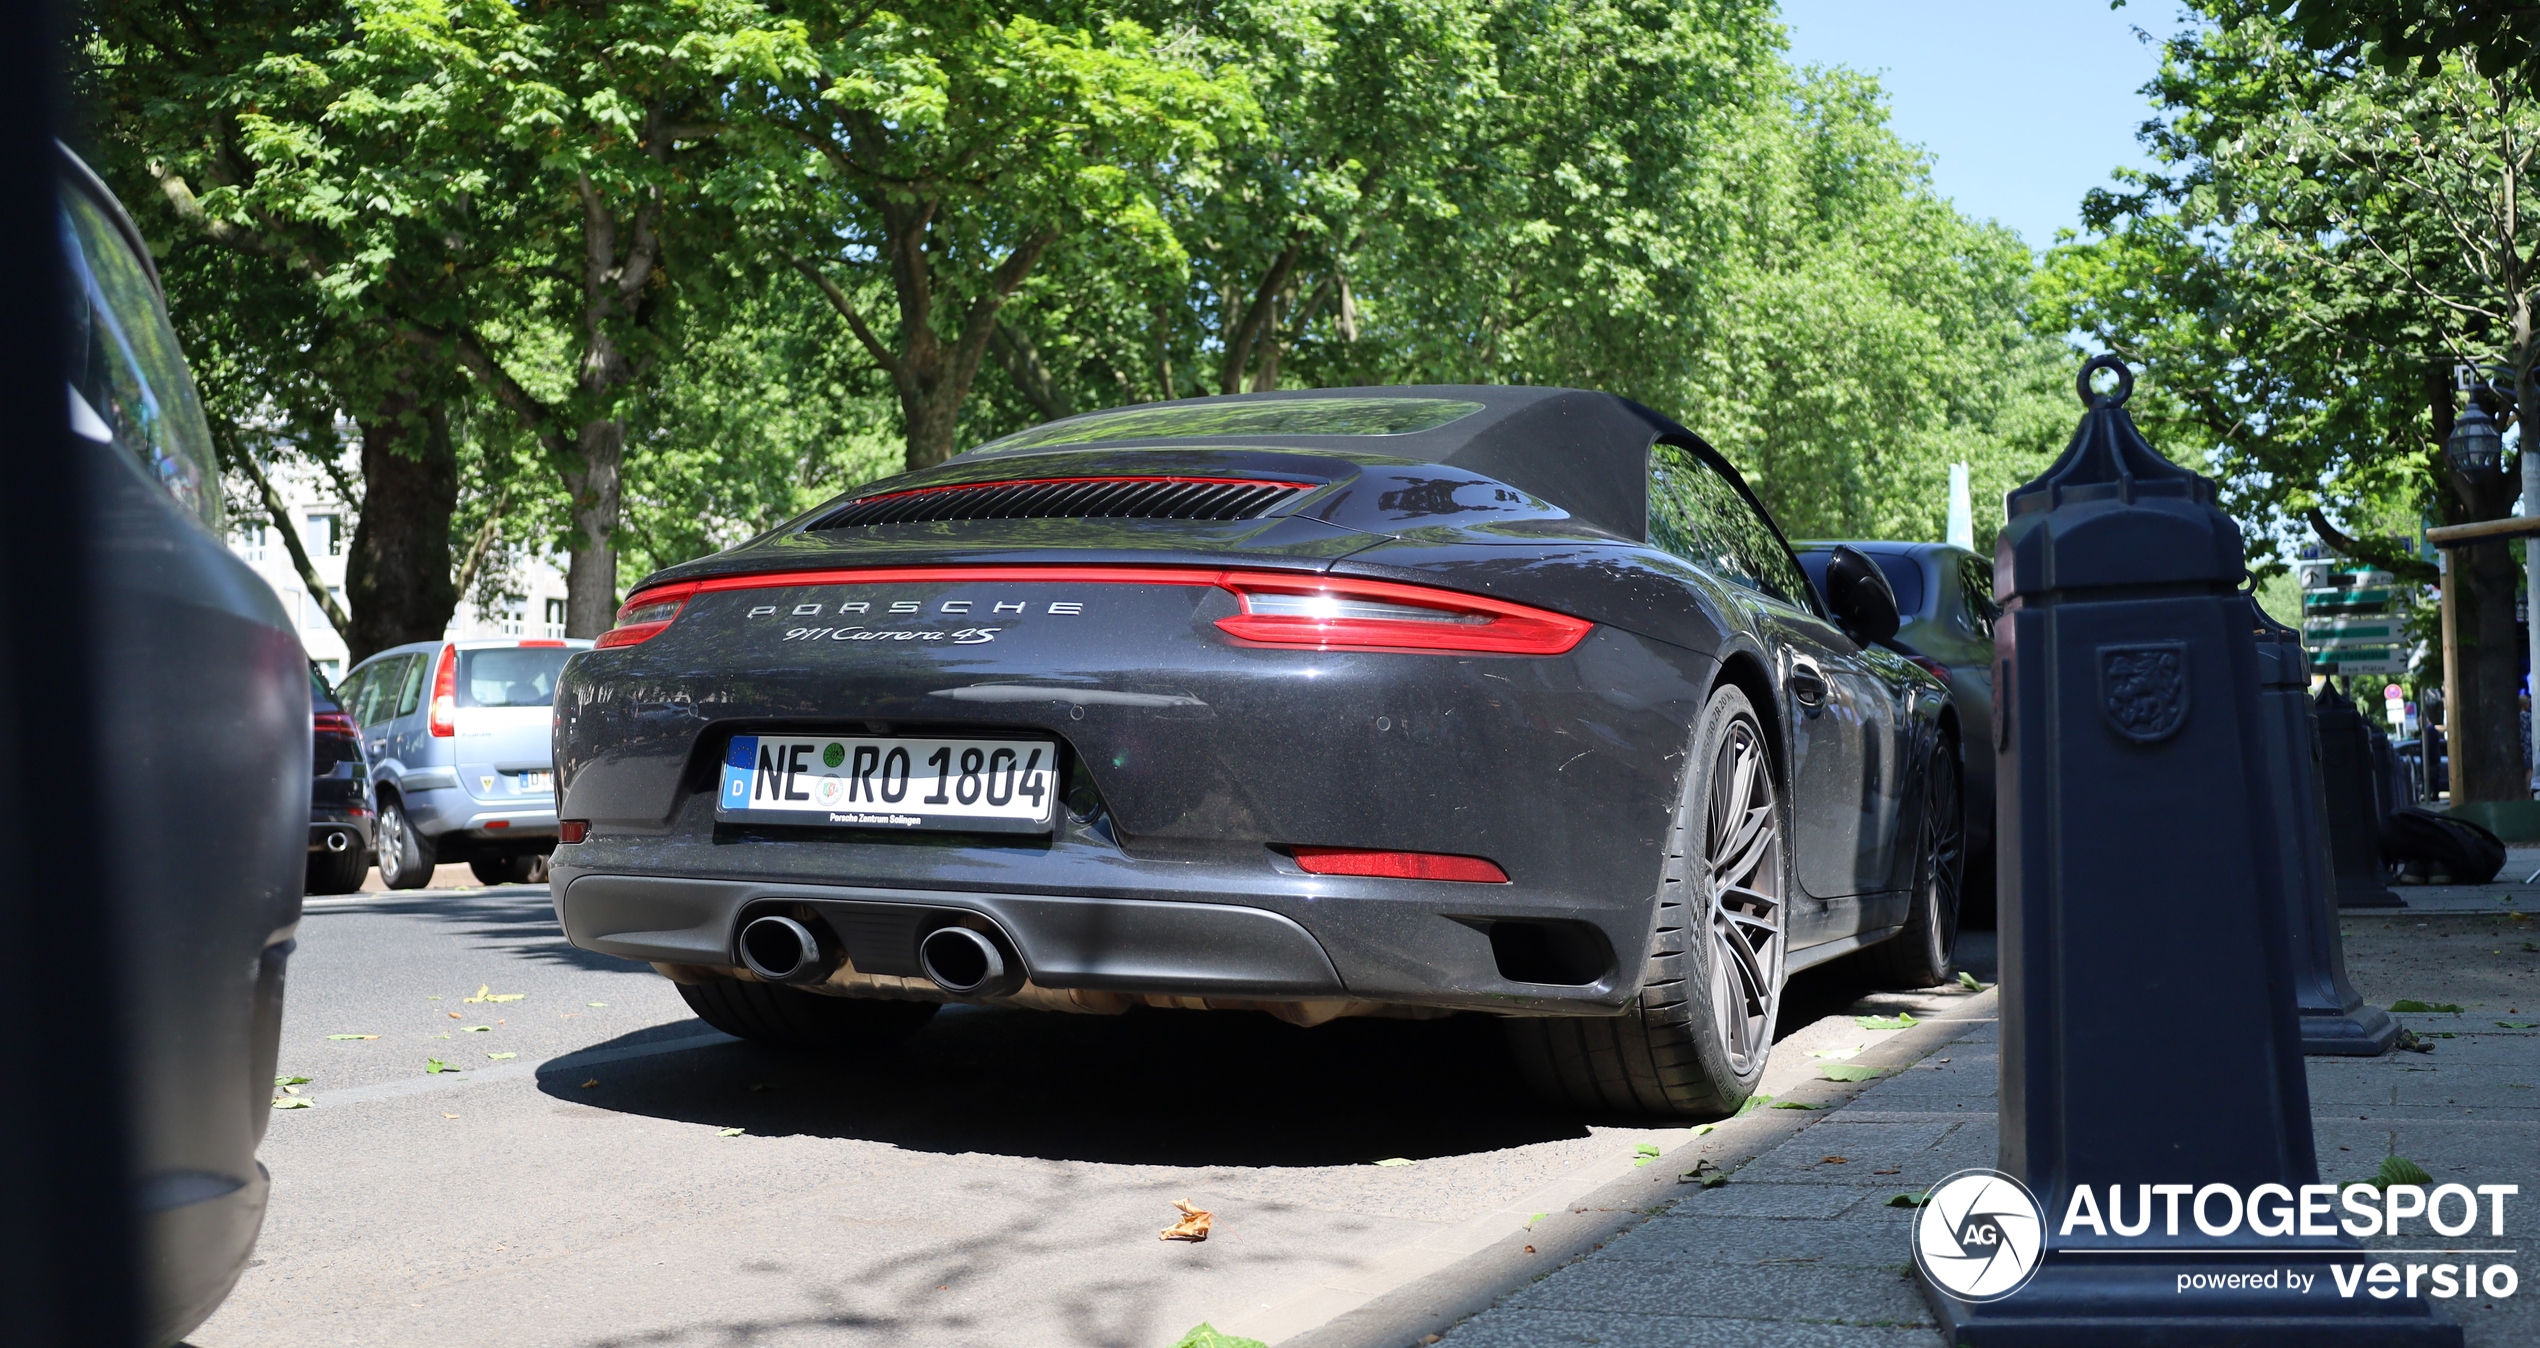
[306,885,644,974]
[540,1001,1597,1167]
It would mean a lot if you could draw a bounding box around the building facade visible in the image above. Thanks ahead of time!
[226,461,570,685]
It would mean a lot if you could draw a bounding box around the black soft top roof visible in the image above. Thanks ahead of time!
[965,384,1708,541]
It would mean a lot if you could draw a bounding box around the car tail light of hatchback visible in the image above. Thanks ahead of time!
[1291,846,1510,882]
[1214,574,1590,656]
[312,710,358,737]
[596,584,697,649]
[427,644,458,736]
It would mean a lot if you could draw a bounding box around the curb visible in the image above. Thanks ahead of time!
[1272,987,2000,1348]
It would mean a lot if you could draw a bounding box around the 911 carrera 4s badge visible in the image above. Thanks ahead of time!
[716,734,1057,833]
[2099,642,2189,744]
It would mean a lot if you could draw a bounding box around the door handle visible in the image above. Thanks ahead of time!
[1790,661,1829,709]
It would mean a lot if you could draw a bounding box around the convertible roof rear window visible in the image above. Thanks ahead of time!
[986,397,1484,449]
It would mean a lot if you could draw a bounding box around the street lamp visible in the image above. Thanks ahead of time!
[2448,398,2504,481]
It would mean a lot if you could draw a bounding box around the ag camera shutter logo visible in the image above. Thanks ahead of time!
[1914,1169,2046,1302]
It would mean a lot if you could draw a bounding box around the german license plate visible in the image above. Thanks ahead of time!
[516,770,552,793]
[716,734,1058,832]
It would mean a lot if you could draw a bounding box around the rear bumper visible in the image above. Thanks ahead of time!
[553,865,1640,1014]
[140,1162,268,1348]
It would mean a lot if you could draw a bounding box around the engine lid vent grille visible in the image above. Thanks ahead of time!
[814,476,1313,529]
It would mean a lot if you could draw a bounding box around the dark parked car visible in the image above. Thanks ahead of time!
[1795,541,2001,925]
[332,637,589,888]
[550,387,1963,1117]
[61,145,305,1345]
[306,664,374,894]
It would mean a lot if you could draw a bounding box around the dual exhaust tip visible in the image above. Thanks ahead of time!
[321,830,355,853]
[736,913,1021,997]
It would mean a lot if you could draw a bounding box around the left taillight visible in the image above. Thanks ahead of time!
[426,644,458,737]
[596,584,696,649]
[1214,573,1591,656]
[312,711,358,738]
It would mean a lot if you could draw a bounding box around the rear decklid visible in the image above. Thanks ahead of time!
[453,642,580,803]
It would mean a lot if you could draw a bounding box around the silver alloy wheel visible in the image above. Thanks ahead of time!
[1706,718,1785,1075]
[1917,745,1966,964]
[376,803,409,886]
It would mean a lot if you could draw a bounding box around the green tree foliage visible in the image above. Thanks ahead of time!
[2042,4,2537,797]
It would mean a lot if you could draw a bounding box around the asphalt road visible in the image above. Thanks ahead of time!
[194,876,1994,1348]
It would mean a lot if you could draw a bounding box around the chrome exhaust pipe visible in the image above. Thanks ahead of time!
[737,915,829,984]
[918,925,1022,997]
[323,830,352,853]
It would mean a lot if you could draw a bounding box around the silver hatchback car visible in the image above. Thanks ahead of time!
[332,638,591,887]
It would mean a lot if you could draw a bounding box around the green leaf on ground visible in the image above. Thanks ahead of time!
[1820,1064,1885,1082]
[1633,1142,1662,1166]
[1855,1013,1920,1030]
[1735,1094,1774,1115]
[717,1127,745,1137]
[424,1058,453,1075]
[463,1025,492,1033]
[2375,1156,2434,1188]
[324,1034,377,1041]
[271,1097,313,1109]
[1170,1325,1269,1348]
[1773,1100,1827,1110]
[486,1052,517,1061]
[1371,1157,1416,1167]
[1957,971,1984,991]
[1887,1190,1930,1208]
[1687,1123,1717,1137]
[1525,1212,1547,1228]
[2389,1000,2464,1013]
[462,984,528,1004]
[1678,1159,1726,1188]
[274,1075,311,1087]
[1805,1046,1862,1060]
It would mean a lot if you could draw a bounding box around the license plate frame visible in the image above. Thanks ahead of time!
[715,734,1060,833]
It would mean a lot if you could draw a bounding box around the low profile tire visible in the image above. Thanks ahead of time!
[1864,732,1965,988]
[305,846,370,895]
[469,854,548,886]
[374,798,435,891]
[1504,683,1789,1117]
[676,978,940,1050]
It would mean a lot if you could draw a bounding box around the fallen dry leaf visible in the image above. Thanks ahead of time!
[1822,1156,1849,1164]
[1160,1199,1213,1242]
[580,1078,599,1088]
[1524,1245,1536,1254]
[442,1113,459,1120]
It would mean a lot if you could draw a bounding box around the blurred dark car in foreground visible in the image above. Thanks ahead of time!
[62,145,307,1343]
[1795,540,2000,924]
[306,665,374,894]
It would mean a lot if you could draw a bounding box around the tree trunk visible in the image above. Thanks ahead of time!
[344,383,457,662]
[562,416,623,637]
[2454,534,2526,799]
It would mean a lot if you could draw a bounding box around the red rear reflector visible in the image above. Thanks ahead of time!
[427,644,458,736]
[484,819,510,830]
[1291,847,1509,883]
[559,820,589,844]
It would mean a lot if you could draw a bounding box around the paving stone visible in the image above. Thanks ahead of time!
[1663,1182,1881,1220]
[1508,1257,1934,1323]
[1603,1212,1922,1267]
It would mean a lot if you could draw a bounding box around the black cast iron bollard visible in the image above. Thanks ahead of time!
[2316,685,2405,909]
[1927,356,2454,1345]
[2250,603,2398,1056]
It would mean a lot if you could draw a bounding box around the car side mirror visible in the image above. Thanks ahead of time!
[1824,545,1900,644]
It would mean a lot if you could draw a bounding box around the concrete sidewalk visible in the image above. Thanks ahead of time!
[1428,913,2539,1348]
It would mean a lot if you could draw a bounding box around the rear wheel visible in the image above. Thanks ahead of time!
[1864,733,1965,988]
[1504,683,1788,1117]
[375,798,435,890]
[676,978,940,1050]
[305,845,370,895]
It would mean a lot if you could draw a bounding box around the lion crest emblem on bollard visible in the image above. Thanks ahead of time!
[2099,643,2188,743]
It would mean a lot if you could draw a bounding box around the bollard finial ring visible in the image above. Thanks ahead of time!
[2077,354,2133,409]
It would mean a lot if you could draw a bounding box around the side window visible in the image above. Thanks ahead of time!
[1958,554,2000,640]
[1648,443,1815,609]
[342,663,386,729]
[61,188,222,531]
[394,654,429,718]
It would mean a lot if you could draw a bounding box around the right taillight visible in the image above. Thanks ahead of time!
[1291,847,1509,882]
[1214,573,1590,656]
[596,584,697,649]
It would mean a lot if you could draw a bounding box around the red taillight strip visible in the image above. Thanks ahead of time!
[1292,847,1510,883]
[606,566,1593,656]
[426,643,458,736]
[847,475,1314,506]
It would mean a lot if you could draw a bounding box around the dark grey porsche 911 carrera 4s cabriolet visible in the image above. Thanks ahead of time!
[548,386,1963,1116]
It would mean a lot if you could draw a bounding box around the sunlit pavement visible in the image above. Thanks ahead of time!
[193,885,1988,1348]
